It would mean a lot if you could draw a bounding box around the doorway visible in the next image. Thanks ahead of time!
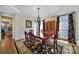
[1,16,12,40]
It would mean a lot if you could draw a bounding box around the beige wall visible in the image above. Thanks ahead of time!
[14,15,36,40]
[14,14,25,40]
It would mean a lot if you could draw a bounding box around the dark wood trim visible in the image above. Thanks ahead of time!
[13,40,19,54]
[72,45,76,54]
[43,20,45,36]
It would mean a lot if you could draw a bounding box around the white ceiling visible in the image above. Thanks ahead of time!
[0,5,79,19]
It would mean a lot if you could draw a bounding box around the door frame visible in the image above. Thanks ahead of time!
[0,12,15,41]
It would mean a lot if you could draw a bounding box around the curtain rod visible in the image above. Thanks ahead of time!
[51,12,75,18]
[57,12,75,17]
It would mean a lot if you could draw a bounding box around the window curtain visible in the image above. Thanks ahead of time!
[68,14,76,44]
[56,17,60,38]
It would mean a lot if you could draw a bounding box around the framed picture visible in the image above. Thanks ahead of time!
[26,20,32,28]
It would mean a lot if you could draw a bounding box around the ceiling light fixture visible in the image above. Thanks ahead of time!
[36,8,41,36]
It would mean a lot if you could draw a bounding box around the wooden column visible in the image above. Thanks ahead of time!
[37,21,40,37]
[42,20,45,36]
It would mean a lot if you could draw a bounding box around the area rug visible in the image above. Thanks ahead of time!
[15,39,32,54]
[57,40,74,54]
[15,39,75,54]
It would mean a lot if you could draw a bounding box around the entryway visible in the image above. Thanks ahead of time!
[0,15,17,53]
[1,16,12,40]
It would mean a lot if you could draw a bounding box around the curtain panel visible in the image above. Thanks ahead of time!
[68,14,76,44]
[56,17,60,38]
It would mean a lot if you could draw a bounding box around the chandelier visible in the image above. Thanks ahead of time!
[37,8,41,22]
[36,8,41,36]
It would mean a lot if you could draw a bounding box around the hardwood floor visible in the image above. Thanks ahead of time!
[0,36,17,54]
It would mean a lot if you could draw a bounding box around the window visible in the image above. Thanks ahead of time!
[58,15,69,40]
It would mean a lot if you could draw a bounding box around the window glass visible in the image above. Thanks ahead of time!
[58,15,69,40]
